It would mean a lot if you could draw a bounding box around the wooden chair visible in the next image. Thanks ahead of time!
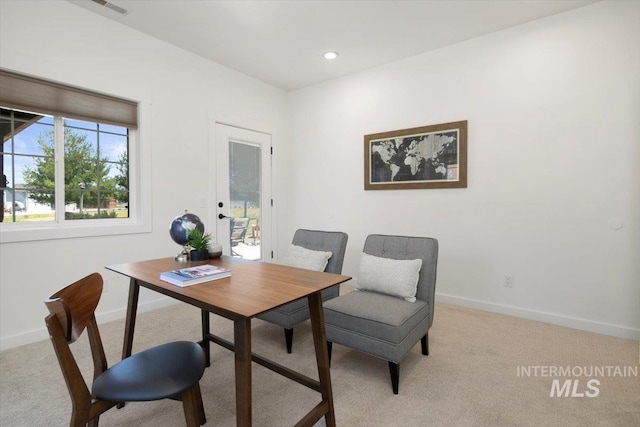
[45,273,207,426]
[250,218,260,245]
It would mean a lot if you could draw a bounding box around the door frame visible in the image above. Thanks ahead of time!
[209,121,274,260]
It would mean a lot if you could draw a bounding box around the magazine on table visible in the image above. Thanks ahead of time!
[160,264,231,287]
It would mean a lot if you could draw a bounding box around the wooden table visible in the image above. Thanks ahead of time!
[106,256,351,427]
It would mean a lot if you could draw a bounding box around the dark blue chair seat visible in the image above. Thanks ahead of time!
[93,341,206,402]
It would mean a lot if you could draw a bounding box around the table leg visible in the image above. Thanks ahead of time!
[234,317,252,427]
[122,278,140,360]
[308,293,336,427]
[201,309,211,367]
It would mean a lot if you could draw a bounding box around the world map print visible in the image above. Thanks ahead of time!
[370,130,459,183]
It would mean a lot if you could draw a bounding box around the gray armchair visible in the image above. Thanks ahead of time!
[258,229,348,353]
[323,234,438,394]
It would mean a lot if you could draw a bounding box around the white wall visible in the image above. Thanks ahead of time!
[0,0,288,349]
[1,0,637,351]
[286,1,640,339]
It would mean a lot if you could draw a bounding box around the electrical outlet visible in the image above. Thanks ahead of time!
[504,274,513,287]
[103,279,108,293]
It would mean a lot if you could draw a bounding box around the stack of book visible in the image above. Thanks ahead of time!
[160,264,231,287]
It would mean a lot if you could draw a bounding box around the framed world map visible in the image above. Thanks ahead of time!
[364,120,467,190]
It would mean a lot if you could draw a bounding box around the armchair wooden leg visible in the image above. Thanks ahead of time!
[284,328,294,354]
[327,341,333,367]
[421,333,429,356]
[388,362,399,395]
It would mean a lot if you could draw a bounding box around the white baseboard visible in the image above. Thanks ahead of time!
[4,292,637,351]
[0,297,177,352]
[436,293,640,341]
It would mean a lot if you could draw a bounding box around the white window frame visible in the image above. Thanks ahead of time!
[0,103,152,243]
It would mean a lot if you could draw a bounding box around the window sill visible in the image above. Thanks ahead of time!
[0,219,152,243]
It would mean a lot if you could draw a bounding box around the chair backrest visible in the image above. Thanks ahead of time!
[363,234,438,326]
[44,273,109,409]
[45,273,103,343]
[231,217,250,243]
[291,229,349,274]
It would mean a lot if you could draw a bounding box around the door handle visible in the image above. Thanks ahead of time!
[218,213,229,219]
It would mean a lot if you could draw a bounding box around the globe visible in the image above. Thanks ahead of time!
[169,212,205,246]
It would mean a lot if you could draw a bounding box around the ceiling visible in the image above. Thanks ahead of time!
[68,0,598,92]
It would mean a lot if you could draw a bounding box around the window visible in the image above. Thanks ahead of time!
[0,69,148,242]
[1,108,129,223]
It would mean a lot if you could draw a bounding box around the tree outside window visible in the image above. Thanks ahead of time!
[1,108,129,222]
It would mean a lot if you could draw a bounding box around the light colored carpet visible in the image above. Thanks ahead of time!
[1,302,638,426]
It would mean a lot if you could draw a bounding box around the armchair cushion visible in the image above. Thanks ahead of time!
[323,290,430,362]
[282,244,332,272]
[356,253,422,302]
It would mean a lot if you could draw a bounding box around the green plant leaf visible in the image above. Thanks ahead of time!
[187,228,212,251]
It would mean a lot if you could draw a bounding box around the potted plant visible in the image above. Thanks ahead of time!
[188,228,211,261]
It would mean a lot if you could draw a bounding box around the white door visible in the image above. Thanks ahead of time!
[215,123,272,260]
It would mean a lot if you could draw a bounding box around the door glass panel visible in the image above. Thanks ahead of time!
[229,141,261,260]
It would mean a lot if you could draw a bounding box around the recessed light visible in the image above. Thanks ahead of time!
[323,51,339,60]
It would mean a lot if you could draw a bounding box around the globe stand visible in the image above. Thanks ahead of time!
[175,244,190,263]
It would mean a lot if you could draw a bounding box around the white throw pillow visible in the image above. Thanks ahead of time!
[356,253,422,302]
[282,244,332,272]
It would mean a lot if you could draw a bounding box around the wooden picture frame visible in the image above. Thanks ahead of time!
[364,120,467,190]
